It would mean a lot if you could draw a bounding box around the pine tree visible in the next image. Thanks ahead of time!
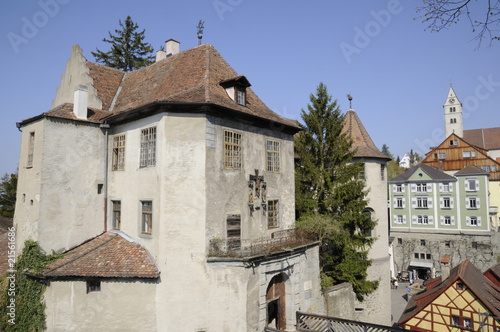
[0,173,17,219]
[91,16,154,71]
[295,83,377,300]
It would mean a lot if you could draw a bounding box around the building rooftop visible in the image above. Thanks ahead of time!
[44,232,160,279]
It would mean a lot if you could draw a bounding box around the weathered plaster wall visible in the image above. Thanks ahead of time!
[205,116,296,246]
[324,283,356,320]
[44,280,157,332]
[14,118,105,253]
[355,158,392,326]
[52,44,102,110]
[39,119,105,252]
[14,120,44,253]
[207,245,323,332]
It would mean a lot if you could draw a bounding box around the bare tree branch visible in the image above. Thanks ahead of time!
[416,0,500,48]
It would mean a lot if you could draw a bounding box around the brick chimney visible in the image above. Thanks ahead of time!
[73,85,88,119]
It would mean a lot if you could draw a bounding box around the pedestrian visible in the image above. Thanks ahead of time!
[394,280,398,289]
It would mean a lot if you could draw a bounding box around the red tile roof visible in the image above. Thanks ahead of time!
[342,110,390,160]
[464,128,500,150]
[86,62,125,111]
[23,44,299,131]
[44,232,159,279]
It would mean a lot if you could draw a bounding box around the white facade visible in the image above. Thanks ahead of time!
[443,86,463,138]
[14,42,323,331]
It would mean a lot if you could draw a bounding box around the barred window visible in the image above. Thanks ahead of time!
[141,201,153,235]
[267,200,279,228]
[112,200,121,230]
[27,132,35,167]
[140,127,156,168]
[224,130,242,169]
[266,140,280,172]
[112,135,126,171]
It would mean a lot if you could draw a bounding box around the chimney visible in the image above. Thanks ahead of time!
[73,85,88,119]
[166,39,180,57]
[156,50,166,62]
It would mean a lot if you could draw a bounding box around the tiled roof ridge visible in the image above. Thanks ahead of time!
[44,232,114,275]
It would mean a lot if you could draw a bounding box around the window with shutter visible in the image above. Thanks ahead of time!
[227,214,241,250]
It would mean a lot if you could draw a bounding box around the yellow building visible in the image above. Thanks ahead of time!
[399,259,500,331]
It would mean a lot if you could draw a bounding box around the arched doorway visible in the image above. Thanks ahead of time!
[266,274,286,329]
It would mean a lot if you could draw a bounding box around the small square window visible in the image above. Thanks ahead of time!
[472,242,478,249]
[87,280,101,293]
[414,253,419,259]
[421,239,426,246]
[397,238,402,245]
[445,240,450,248]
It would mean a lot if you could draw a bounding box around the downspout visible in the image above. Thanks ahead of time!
[100,122,110,232]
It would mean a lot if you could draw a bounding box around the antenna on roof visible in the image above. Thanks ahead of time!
[347,94,353,109]
[197,20,204,46]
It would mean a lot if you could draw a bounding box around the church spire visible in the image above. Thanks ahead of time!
[443,85,463,138]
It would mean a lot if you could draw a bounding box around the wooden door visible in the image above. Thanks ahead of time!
[266,274,286,329]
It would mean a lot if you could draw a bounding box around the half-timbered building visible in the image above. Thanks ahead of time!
[398,259,500,331]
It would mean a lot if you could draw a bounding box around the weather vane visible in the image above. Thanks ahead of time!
[347,94,353,109]
[197,20,204,46]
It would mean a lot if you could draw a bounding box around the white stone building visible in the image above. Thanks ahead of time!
[14,41,323,331]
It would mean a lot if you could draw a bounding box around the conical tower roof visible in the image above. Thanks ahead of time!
[342,109,390,160]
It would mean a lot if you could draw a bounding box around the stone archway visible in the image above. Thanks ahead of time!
[266,274,286,329]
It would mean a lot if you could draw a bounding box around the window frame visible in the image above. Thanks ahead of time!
[236,88,246,106]
[267,199,279,228]
[141,200,153,235]
[266,139,280,173]
[112,134,126,171]
[27,131,35,168]
[111,200,121,230]
[223,129,242,170]
[140,127,157,168]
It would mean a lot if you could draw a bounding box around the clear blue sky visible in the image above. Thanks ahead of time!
[1,0,499,176]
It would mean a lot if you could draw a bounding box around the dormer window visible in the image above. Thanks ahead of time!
[219,75,251,107]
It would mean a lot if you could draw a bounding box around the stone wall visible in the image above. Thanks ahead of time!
[392,230,500,276]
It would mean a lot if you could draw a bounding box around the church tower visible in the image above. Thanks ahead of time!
[444,85,463,138]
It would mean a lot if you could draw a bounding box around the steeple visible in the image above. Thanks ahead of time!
[443,84,463,138]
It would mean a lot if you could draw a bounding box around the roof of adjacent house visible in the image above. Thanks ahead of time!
[399,259,500,324]
[454,164,490,176]
[43,232,160,279]
[22,43,299,132]
[342,109,390,160]
[464,128,500,151]
[389,163,456,183]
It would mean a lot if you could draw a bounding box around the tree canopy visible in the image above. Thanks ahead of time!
[295,83,377,300]
[0,173,17,219]
[416,0,500,47]
[91,16,155,71]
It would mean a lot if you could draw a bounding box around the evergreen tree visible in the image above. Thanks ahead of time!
[381,144,393,159]
[91,16,155,71]
[295,83,377,300]
[0,173,17,219]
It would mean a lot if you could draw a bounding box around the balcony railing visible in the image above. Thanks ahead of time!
[208,228,317,258]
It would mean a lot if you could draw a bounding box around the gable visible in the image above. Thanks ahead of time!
[407,168,433,181]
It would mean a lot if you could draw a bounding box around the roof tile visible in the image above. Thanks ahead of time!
[44,232,159,279]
